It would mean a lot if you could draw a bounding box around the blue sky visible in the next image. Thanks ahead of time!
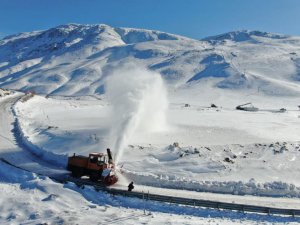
[1,0,300,39]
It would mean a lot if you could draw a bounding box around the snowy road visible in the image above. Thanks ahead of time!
[0,94,67,177]
[113,183,300,210]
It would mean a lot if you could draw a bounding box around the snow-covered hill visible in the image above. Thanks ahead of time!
[1,24,300,97]
[202,30,288,43]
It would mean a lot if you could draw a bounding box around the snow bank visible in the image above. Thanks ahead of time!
[12,97,68,168]
[122,169,300,198]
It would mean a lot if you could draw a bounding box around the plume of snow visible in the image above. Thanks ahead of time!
[105,64,168,163]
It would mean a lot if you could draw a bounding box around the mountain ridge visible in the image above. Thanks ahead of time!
[0,24,300,97]
[202,30,289,43]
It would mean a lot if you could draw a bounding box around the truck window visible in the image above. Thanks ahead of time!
[90,156,98,163]
[98,156,105,164]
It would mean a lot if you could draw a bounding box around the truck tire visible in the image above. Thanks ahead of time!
[90,172,99,182]
[71,168,83,178]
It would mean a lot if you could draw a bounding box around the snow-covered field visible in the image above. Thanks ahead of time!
[2,96,299,225]
[1,24,300,224]
[14,90,300,197]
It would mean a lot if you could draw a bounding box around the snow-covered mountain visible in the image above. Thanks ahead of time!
[1,23,300,97]
[202,30,288,43]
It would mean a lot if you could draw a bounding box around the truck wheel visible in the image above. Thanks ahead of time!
[72,169,83,178]
[90,172,99,182]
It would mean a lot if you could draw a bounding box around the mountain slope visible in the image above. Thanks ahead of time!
[1,24,300,97]
[202,30,288,43]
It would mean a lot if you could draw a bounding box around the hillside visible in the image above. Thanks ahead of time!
[1,24,300,98]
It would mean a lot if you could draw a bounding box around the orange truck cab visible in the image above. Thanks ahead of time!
[67,149,118,185]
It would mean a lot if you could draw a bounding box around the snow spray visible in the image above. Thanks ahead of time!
[105,64,168,163]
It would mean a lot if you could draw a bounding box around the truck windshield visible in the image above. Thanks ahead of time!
[90,156,98,163]
[98,156,105,164]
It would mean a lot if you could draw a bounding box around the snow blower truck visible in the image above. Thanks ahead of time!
[67,148,118,185]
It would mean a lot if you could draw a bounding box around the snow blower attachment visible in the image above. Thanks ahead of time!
[67,148,118,186]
